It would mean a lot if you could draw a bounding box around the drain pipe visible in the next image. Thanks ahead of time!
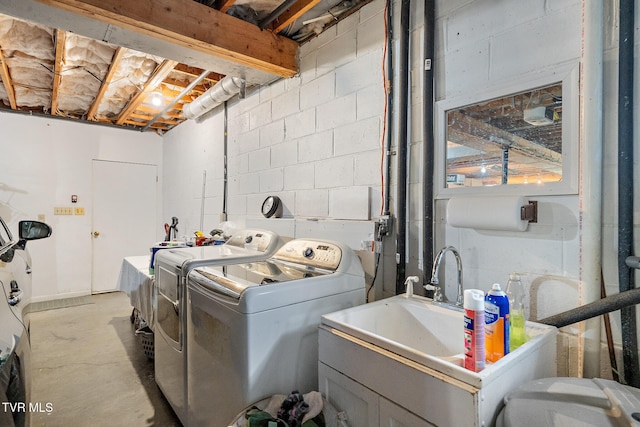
[579,0,604,379]
[617,0,638,387]
[383,0,393,218]
[422,0,435,292]
[395,0,410,294]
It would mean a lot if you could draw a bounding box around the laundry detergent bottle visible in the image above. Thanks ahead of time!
[485,283,510,363]
[464,289,486,372]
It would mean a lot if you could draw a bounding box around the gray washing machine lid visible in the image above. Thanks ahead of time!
[498,377,640,426]
[188,260,334,300]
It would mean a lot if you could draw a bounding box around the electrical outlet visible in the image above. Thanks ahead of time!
[74,207,85,215]
[54,207,73,215]
[377,215,392,240]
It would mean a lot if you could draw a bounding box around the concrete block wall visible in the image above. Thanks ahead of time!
[163,0,387,239]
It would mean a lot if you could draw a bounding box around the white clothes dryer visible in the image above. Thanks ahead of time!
[154,229,284,425]
[185,238,365,426]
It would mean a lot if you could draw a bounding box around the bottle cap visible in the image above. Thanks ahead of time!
[464,289,485,310]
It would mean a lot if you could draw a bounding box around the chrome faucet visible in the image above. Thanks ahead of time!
[426,246,464,307]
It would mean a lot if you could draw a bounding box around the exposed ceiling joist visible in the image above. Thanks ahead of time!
[51,29,66,115]
[115,59,178,125]
[272,0,321,34]
[0,48,16,110]
[33,0,299,78]
[87,47,124,122]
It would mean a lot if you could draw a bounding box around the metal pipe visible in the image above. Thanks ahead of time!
[222,101,228,221]
[422,0,435,294]
[617,0,638,387]
[383,0,393,217]
[183,76,244,120]
[141,69,211,132]
[259,0,299,30]
[395,0,410,294]
[579,0,604,379]
[538,288,640,330]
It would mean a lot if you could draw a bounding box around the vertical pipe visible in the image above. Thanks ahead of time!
[383,0,394,217]
[501,147,509,185]
[580,0,603,379]
[221,101,228,222]
[422,0,435,291]
[395,0,411,294]
[617,0,638,386]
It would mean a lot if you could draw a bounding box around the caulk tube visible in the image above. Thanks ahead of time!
[464,289,486,372]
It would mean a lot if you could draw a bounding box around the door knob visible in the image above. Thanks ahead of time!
[93,231,101,238]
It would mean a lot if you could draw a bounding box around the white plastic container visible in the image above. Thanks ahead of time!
[464,289,486,372]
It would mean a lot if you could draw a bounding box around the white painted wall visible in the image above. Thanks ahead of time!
[0,113,163,301]
[157,0,636,378]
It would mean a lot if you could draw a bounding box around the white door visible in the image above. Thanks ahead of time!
[92,160,157,294]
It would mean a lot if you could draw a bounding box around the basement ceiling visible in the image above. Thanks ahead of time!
[0,0,368,134]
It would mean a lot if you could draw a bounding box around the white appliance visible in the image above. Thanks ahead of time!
[185,238,365,426]
[154,229,283,425]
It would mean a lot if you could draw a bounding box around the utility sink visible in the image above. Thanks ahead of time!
[318,294,557,426]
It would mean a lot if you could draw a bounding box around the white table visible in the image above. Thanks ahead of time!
[117,255,155,330]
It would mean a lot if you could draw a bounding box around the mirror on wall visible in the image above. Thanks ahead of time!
[435,65,578,197]
[445,82,562,187]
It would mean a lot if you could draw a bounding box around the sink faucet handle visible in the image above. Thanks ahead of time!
[404,276,419,298]
[424,283,445,302]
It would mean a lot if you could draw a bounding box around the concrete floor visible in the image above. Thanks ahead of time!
[29,291,182,426]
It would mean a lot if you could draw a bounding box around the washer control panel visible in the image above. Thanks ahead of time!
[226,230,276,252]
[274,240,342,270]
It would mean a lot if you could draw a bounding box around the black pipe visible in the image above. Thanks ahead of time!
[538,288,640,330]
[618,0,638,387]
[395,0,410,294]
[422,0,435,293]
[222,101,228,221]
[383,0,393,217]
[259,0,298,30]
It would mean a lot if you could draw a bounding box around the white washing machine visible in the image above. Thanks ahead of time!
[154,229,283,425]
[185,238,365,426]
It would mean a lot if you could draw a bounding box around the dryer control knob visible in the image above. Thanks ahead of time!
[303,247,314,258]
[245,236,253,244]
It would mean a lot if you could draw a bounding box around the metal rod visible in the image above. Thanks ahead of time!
[141,69,211,132]
[538,288,640,330]
[259,0,299,30]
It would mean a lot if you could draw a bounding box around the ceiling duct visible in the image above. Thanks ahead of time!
[182,75,245,120]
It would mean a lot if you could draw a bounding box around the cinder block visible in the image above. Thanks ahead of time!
[354,150,382,186]
[296,189,329,217]
[248,147,270,172]
[330,187,371,220]
[300,72,335,110]
[260,120,285,147]
[317,94,356,132]
[283,163,315,190]
[334,116,381,156]
[249,102,272,130]
[336,51,382,96]
[298,130,333,163]
[284,109,316,140]
[357,84,385,120]
[272,88,300,120]
[259,168,284,192]
[271,141,298,168]
[314,155,354,188]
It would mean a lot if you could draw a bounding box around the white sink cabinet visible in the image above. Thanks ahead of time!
[318,295,557,426]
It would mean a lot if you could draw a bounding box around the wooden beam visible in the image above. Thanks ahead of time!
[35,0,299,77]
[116,59,178,125]
[0,47,17,109]
[51,29,66,115]
[87,47,124,121]
[218,0,236,13]
[272,0,320,34]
